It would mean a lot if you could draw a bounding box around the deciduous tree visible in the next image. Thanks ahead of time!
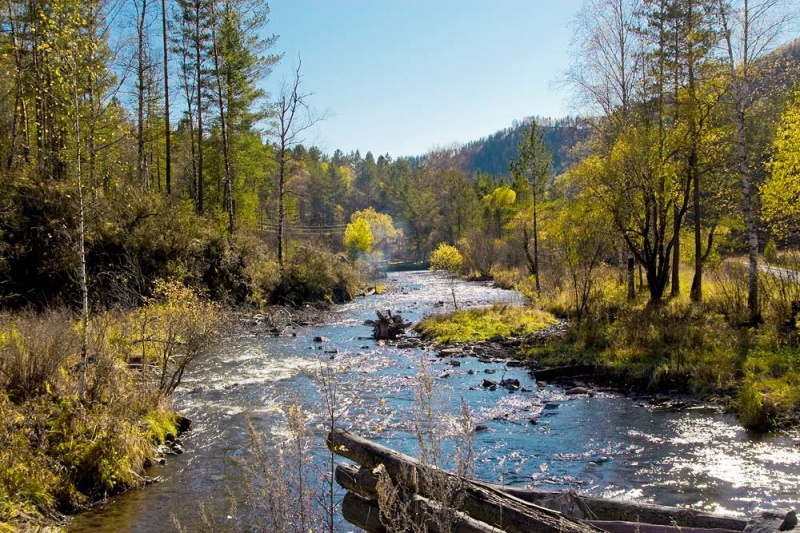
[509,119,553,293]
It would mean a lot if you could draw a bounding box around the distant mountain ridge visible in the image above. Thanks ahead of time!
[457,116,591,178]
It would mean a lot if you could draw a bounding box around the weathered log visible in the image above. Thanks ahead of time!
[342,492,385,532]
[743,509,797,533]
[583,520,743,533]
[530,364,597,382]
[495,486,747,531]
[327,428,603,533]
[342,487,507,533]
[336,463,744,533]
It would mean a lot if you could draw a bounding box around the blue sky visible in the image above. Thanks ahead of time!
[262,1,585,157]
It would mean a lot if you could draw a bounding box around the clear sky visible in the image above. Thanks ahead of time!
[262,1,585,158]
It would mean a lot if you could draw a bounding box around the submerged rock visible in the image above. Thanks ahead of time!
[500,378,521,391]
[565,386,590,395]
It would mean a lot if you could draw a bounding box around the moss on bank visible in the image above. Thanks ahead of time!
[415,304,558,343]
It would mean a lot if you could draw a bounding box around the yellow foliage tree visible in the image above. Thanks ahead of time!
[762,90,800,239]
[343,218,374,260]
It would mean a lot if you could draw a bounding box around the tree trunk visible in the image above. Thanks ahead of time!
[73,83,90,399]
[671,205,680,296]
[137,0,147,187]
[161,0,171,195]
[718,0,760,323]
[532,185,541,294]
[278,153,286,272]
[195,4,204,214]
[627,256,635,300]
[210,6,234,237]
[736,100,760,322]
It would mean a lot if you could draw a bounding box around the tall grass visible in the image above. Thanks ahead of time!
[524,257,800,429]
[0,283,226,530]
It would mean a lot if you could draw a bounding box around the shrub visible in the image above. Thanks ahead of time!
[0,309,78,402]
[122,280,226,399]
[429,244,463,274]
[273,245,364,305]
[0,290,224,528]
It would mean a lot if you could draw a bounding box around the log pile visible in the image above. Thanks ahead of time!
[364,310,412,340]
[328,428,604,533]
[327,428,794,533]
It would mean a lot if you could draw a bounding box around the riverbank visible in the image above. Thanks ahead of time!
[0,283,226,531]
[414,301,800,431]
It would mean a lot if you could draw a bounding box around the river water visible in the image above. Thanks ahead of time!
[68,271,800,532]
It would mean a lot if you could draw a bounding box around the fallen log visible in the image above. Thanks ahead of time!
[494,486,748,531]
[336,463,744,533]
[342,489,507,533]
[327,428,603,533]
[530,364,597,382]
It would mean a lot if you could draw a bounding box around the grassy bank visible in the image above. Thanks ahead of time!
[424,262,800,431]
[415,304,558,343]
[0,282,226,530]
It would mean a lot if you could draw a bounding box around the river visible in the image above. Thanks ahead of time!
[68,271,800,532]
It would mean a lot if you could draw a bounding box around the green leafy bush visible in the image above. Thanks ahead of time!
[273,245,364,305]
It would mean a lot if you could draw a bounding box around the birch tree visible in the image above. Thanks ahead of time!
[716,0,794,322]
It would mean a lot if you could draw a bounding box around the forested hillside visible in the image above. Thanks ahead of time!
[458,116,590,177]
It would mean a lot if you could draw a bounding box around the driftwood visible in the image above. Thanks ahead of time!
[364,310,412,340]
[496,486,748,531]
[335,462,744,533]
[342,490,507,533]
[328,429,788,533]
[327,428,604,533]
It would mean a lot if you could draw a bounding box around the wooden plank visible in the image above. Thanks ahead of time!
[495,486,747,531]
[584,520,743,533]
[342,489,508,533]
